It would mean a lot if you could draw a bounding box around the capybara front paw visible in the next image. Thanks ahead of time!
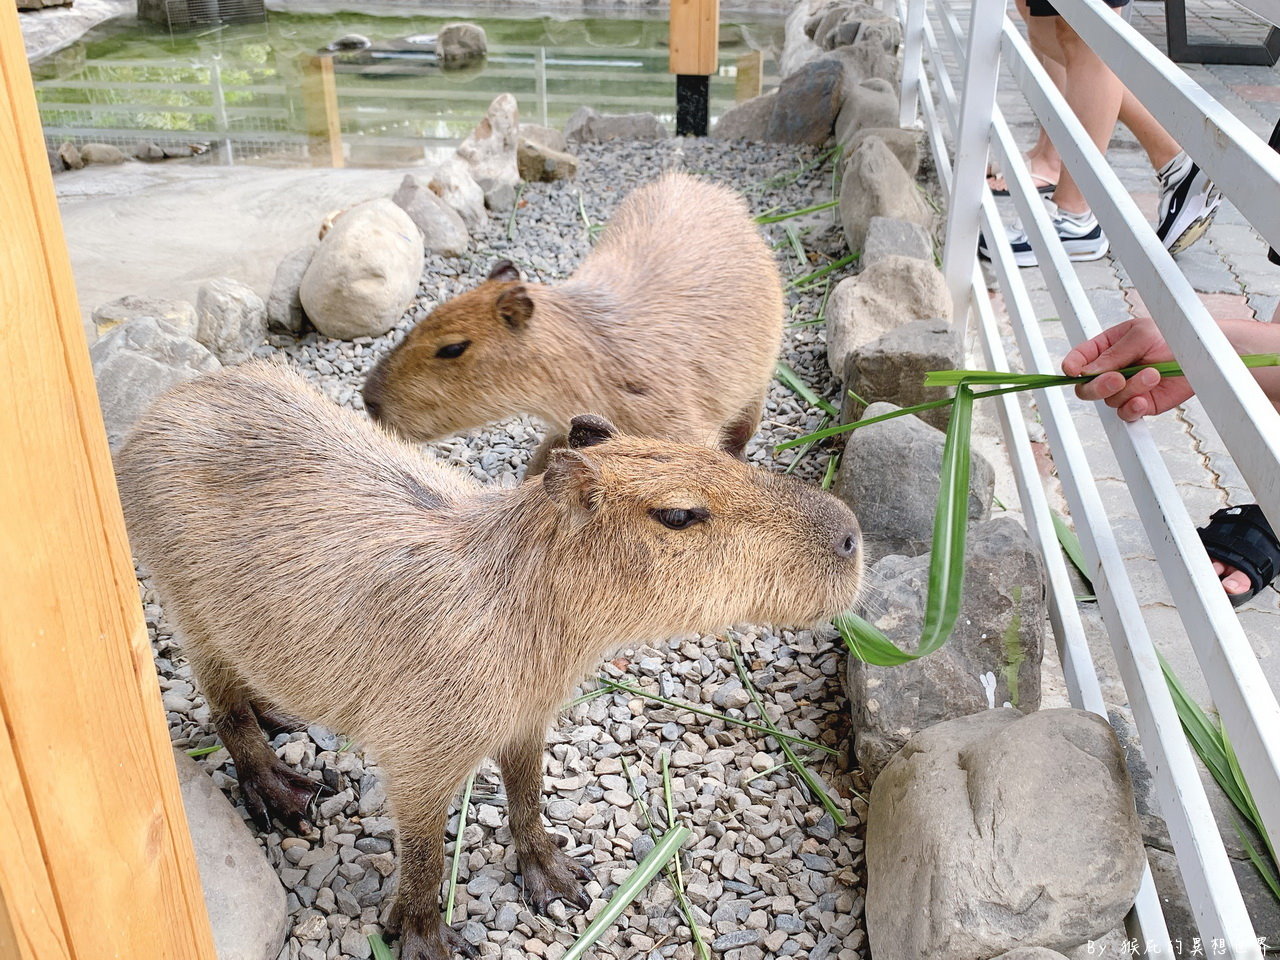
[238,759,331,833]
[397,923,479,960]
[519,842,594,915]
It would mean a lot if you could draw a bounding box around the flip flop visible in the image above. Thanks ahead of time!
[1197,504,1280,608]
[988,173,1057,197]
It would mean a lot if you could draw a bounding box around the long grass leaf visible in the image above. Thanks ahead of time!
[755,199,840,224]
[776,361,840,418]
[186,744,222,758]
[369,934,395,960]
[785,417,830,475]
[788,253,858,290]
[922,353,1280,388]
[784,225,808,270]
[919,385,973,649]
[600,677,836,755]
[821,453,840,491]
[1236,822,1280,903]
[444,773,474,924]
[505,183,526,240]
[1051,511,1093,588]
[560,826,690,960]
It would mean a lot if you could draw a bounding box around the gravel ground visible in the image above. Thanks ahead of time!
[146,136,869,960]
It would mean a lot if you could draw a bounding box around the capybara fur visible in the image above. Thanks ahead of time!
[117,362,861,960]
[361,171,784,466]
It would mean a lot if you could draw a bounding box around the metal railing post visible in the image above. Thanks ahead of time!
[898,0,927,127]
[939,0,1005,328]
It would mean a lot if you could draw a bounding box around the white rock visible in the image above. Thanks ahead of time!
[92,294,197,339]
[428,155,488,232]
[456,94,521,212]
[267,243,317,334]
[392,174,469,257]
[196,277,267,364]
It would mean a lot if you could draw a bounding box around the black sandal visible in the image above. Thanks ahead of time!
[1197,504,1280,608]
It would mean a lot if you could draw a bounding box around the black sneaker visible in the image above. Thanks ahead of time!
[979,202,1108,267]
[1156,151,1222,255]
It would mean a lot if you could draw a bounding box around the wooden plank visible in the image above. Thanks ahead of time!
[735,49,763,100]
[299,53,344,168]
[669,0,720,75]
[0,5,218,958]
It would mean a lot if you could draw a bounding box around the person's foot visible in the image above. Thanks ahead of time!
[1198,504,1279,608]
[979,202,1108,268]
[988,157,1059,197]
[1155,151,1223,255]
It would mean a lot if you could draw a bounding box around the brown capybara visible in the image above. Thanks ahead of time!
[117,362,861,960]
[361,171,784,468]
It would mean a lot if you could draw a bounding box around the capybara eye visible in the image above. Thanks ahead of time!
[435,341,471,360]
[651,508,708,530]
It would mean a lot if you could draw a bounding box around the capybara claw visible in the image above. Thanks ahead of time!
[398,923,477,960]
[237,760,328,833]
[519,845,595,916]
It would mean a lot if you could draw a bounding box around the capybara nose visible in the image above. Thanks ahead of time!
[833,530,860,559]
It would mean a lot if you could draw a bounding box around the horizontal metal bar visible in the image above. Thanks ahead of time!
[37,101,288,118]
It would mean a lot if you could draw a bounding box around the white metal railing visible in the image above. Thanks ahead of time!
[897,0,1280,954]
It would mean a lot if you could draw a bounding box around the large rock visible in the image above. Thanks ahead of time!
[840,136,933,253]
[392,174,470,256]
[517,137,578,182]
[564,106,669,144]
[844,126,922,178]
[834,401,994,554]
[519,123,567,154]
[133,140,166,161]
[195,278,267,365]
[436,22,487,68]
[848,518,1042,776]
[824,254,950,378]
[822,41,900,90]
[90,318,221,450]
[79,142,128,165]
[992,951,1073,960]
[92,294,197,339]
[428,155,487,232]
[300,198,424,340]
[711,92,777,142]
[781,0,824,77]
[862,215,933,267]
[843,318,958,430]
[835,79,898,149]
[764,58,845,146]
[866,709,1145,960]
[456,94,521,211]
[58,141,84,170]
[174,751,289,960]
[267,244,317,334]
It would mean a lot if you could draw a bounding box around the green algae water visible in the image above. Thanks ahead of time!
[32,5,783,167]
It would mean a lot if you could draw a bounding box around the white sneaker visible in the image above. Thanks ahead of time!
[979,201,1108,268]
[1156,151,1222,255]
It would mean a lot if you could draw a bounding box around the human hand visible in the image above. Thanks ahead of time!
[1061,317,1193,421]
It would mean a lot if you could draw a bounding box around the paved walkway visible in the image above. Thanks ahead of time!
[987,0,1280,706]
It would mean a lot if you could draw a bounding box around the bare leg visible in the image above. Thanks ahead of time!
[496,730,593,914]
[1051,15,1125,214]
[186,639,331,832]
[388,799,478,960]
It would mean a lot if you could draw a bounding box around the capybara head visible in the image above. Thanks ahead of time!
[363,260,534,440]
[540,415,863,633]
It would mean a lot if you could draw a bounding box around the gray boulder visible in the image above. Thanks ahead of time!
[92,294,197,339]
[133,140,166,161]
[844,126,922,178]
[267,244,317,334]
[457,94,521,211]
[711,92,777,142]
[79,142,128,165]
[848,518,1042,776]
[195,278,267,365]
[843,318,958,430]
[175,751,289,960]
[992,950,1074,960]
[862,215,933,267]
[58,141,84,170]
[392,174,470,256]
[517,138,578,182]
[834,78,898,149]
[428,155,487,232]
[781,0,824,76]
[824,254,950,379]
[764,58,845,146]
[834,401,994,555]
[519,123,567,153]
[300,198,424,340]
[90,318,221,450]
[564,106,669,144]
[822,41,900,89]
[436,22,487,68]
[840,136,933,253]
[866,709,1145,960]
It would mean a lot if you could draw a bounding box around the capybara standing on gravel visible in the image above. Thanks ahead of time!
[361,171,784,468]
[118,363,861,960]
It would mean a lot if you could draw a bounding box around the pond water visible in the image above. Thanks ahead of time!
[33,5,784,167]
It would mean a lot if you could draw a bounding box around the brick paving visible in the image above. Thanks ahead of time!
[983,0,1280,705]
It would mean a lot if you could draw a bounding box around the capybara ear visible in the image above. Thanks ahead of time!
[543,449,603,513]
[496,285,534,329]
[568,414,617,449]
[488,259,521,283]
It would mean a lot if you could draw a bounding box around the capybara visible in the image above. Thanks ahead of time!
[361,171,784,468]
[118,362,860,960]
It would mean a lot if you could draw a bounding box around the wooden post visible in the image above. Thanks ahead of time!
[300,53,344,168]
[735,49,763,101]
[670,0,719,135]
[0,5,218,959]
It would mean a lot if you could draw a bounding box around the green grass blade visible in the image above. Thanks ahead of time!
[776,361,840,418]
[600,677,837,755]
[835,613,920,666]
[1235,820,1280,904]
[506,182,526,240]
[444,773,475,924]
[186,744,222,758]
[919,385,973,650]
[788,253,858,290]
[755,199,839,224]
[922,353,1280,388]
[784,416,830,475]
[369,934,395,960]
[561,826,690,960]
[784,225,808,270]
[821,453,839,491]
[1051,511,1093,588]
[567,684,612,708]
